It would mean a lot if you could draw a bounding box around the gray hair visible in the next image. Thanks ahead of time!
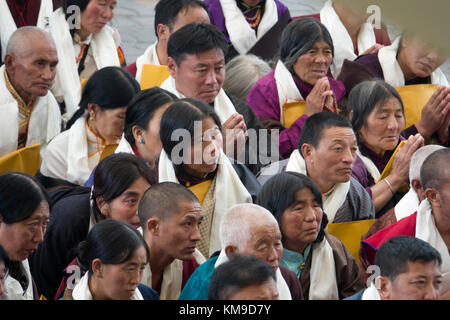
[223,54,272,102]
[409,145,446,182]
[6,26,55,57]
[219,203,278,250]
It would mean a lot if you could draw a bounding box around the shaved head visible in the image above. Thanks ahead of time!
[6,26,56,58]
[420,148,450,191]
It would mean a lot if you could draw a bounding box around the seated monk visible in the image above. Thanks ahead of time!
[0,27,61,158]
[360,149,450,300]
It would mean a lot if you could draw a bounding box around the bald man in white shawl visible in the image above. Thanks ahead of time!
[0,27,61,158]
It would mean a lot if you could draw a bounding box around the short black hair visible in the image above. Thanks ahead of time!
[77,219,150,276]
[138,182,200,229]
[159,97,222,163]
[0,172,50,224]
[297,112,353,154]
[167,23,228,66]
[420,148,450,191]
[280,17,334,74]
[375,236,442,282]
[154,0,209,38]
[256,172,328,244]
[208,254,276,300]
[348,79,404,145]
[91,153,156,220]
[124,87,178,146]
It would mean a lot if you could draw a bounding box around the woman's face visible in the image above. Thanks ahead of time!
[80,0,116,35]
[90,105,127,144]
[93,245,147,300]
[98,177,150,229]
[135,104,171,168]
[0,201,49,261]
[399,36,447,79]
[358,98,405,155]
[182,117,223,178]
[293,40,333,86]
[280,188,323,252]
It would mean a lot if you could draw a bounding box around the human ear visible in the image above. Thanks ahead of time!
[224,245,238,256]
[300,143,314,160]
[146,217,161,236]
[91,258,104,279]
[156,24,170,42]
[424,188,440,207]
[132,125,145,145]
[166,57,178,78]
[376,276,391,300]
[96,196,110,218]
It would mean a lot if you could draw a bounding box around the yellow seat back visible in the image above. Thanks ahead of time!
[0,144,41,176]
[140,64,170,90]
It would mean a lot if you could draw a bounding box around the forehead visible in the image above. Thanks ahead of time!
[399,260,442,278]
[18,39,57,61]
[172,6,210,29]
[248,223,280,240]
[179,48,225,66]
[317,126,356,145]
[308,40,332,50]
[25,201,50,221]
[372,97,403,113]
[169,200,202,219]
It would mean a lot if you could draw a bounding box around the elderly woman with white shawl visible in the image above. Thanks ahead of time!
[157,98,261,259]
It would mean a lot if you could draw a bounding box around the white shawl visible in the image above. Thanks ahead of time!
[273,60,304,127]
[394,187,420,221]
[0,65,61,157]
[49,8,120,118]
[309,238,339,300]
[160,76,236,124]
[361,282,382,300]
[286,149,350,224]
[72,272,144,300]
[415,199,450,295]
[378,37,449,87]
[320,0,377,78]
[219,0,278,55]
[214,250,292,300]
[115,135,134,154]
[356,148,381,183]
[141,249,205,300]
[4,259,34,300]
[0,0,54,61]
[158,149,253,257]
[135,42,161,83]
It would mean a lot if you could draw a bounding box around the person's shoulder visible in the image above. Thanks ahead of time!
[138,284,160,300]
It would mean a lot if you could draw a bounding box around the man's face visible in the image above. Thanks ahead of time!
[379,260,442,300]
[156,201,203,261]
[5,38,58,102]
[304,126,357,185]
[169,48,225,103]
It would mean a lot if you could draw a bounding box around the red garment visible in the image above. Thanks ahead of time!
[125,62,137,78]
[360,212,417,267]
[6,0,61,27]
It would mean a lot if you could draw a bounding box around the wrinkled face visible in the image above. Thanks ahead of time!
[305,126,357,184]
[0,201,49,261]
[280,188,323,250]
[80,0,116,34]
[94,245,148,300]
[6,39,58,102]
[169,6,210,33]
[90,105,127,144]
[228,278,279,300]
[380,260,442,300]
[293,40,333,86]
[156,201,203,261]
[239,223,283,272]
[99,177,151,229]
[169,48,225,103]
[182,117,223,178]
[359,98,405,155]
[399,36,447,79]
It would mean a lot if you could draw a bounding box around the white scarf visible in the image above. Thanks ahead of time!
[394,187,420,221]
[361,282,382,300]
[141,249,205,300]
[415,199,450,295]
[135,42,161,83]
[214,250,292,300]
[320,0,376,78]
[0,0,53,61]
[356,148,381,183]
[72,272,144,300]
[115,135,134,154]
[378,37,449,87]
[4,259,34,300]
[0,65,61,157]
[49,8,120,118]
[219,0,278,55]
[286,149,350,224]
[160,76,236,124]
[273,60,304,127]
[158,149,253,257]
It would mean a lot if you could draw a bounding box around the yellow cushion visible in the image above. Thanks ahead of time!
[327,219,376,263]
[282,101,306,129]
[0,144,41,176]
[139,64,170,90]
[395,84,439,129]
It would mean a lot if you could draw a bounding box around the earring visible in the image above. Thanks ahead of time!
[89,116,94,130]
[140,138,144,144]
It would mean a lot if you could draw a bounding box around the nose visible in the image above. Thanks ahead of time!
[314,52,328,65]
[102,6,114,21]
[205,69,217,86]
[191,222,201,242]
[423,284,440,300]
[41,65,55,81]
[266,245,279,266]
[303,205,317,222]
[33,225,45,244]
[342,147,355,165]
[386,114,399,131]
